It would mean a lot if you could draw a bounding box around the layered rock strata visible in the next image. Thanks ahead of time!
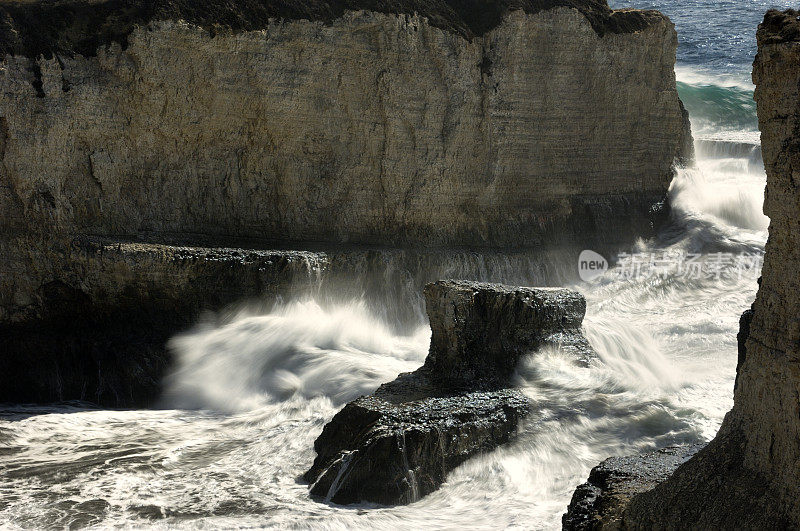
[564,10,800,529]
[0,0,690,322]
[304,280,593,505]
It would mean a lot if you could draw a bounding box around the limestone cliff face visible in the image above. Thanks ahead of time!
[0,1,690,323]
[613,10,800,528]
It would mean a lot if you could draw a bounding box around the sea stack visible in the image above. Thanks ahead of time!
[304,281,593,505]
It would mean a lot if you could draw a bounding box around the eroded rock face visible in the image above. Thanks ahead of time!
[424,280,592,381]
[0,1,690,324]
[304,281,592,505]
[0,239,324,406]
[564,10,800,529]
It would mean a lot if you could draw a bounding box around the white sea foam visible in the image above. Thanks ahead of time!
[0,51,771,531]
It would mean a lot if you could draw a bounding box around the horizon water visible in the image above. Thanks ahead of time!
[0,1,789,529]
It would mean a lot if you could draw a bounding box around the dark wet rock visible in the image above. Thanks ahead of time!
[0,238,324,407]
[304,381,530,505]
[304,280,592,505]
[735,306,753,390]
[129,504,165,520]
[424,280,592,382]
[562,444,703,530]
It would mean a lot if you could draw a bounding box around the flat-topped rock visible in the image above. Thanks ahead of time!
[424,280,591,382]
[304,280,593,505]
[0,238,325,406]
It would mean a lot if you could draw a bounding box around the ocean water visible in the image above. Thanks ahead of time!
[612,0,796,139]
[0,1,780,529]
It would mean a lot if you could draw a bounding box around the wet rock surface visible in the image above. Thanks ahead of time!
[304,380,530,505]
[562,445,703,530]
[304,281,592,505]
[424,280,592,382]
[0,238,323,407]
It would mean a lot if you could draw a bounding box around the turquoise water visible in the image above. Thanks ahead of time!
[612,0,795,137]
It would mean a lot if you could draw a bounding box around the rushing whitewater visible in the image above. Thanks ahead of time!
[0,149,767,528]
[0,0,780,528]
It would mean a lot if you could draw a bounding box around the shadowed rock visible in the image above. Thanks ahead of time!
[562,445,703,530]
[0,0,667,60]
[303,280,593,505]
[0,238,324,406]
[424,280,592,382]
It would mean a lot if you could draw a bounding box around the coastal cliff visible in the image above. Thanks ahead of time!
[0,0,689,316]
[565,10,800,528]
[0,0,690,405]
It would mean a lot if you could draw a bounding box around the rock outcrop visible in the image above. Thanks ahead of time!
[0,239,324,406]
[564,10,800,529]
[304,280,593,505]
[562,445,702,530]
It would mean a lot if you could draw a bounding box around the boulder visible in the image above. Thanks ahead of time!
[562,445,703,530]
[304,280,593,505]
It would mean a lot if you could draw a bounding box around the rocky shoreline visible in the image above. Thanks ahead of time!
[0,0,690,407]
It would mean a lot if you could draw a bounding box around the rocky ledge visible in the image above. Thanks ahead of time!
[0,238,324,406]
[562,445,703,530]
[303,280,593,505]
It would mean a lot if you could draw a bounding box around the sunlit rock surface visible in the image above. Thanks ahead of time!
[304,281,592,505]
[0,0,690,326]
